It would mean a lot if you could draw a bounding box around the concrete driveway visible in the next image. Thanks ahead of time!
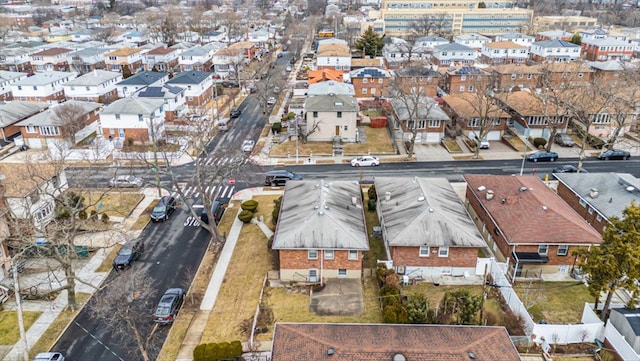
[310,278,363,316]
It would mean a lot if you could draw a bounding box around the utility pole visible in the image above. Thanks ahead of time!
[13,258,30,361]
[479,263,488,325]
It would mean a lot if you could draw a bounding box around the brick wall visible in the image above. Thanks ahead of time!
[390,246,478,268]
[279,249,362,272]
[102,127,150,142]
[556,182,606,234]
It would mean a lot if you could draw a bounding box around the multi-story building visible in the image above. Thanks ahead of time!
[479,41,529,65]
[104,47,143,73]
[431,43,476,66]
[535,30,573,42]
[495,32,535,48]
[581,38,634,62]
[533,16,598,33]
[454,33,491,50]
[0,71,29,102]
[30,48,73,73]
[166,71,214,107]
[348,67,391,98]
[99,97,165,142]
[11,71,78,103]
[440,65,487,95]
[529,40,581,63]
[489,63,541,92]
[143,47,180,72]
[115,71,169,98]
[317,43,352,71]
[0,48,32,73]
[69,48,109,74]
[62,70,122,103]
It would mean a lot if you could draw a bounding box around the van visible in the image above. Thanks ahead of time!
[264,170,303,186]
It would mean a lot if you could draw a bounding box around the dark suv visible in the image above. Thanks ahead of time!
[112,239,144,271]
[200,197,229,226]
[264,170,303,186]
[151,196,177,222]
[153,288,185,324]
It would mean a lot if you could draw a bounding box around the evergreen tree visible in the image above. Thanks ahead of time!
[570,33,582,45]
[354,26,385,57]
[121,64,132,79]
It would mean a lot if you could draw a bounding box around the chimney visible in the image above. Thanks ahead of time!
[589,188,599,198]
[486,190,494,200]
[385,192,391,201]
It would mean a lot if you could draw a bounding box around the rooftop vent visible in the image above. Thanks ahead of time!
[542,205,548,211]
[519,186,528,192]
[327,348,335,356]
[428,207,434,213]
[589,188,599,199]
[392,354,406,361]
[468,352,476,359]
[626,186,635,192]
[477,185,486,192]
[385,192,391,201]
[486,190,494,201]
[418,196,426,202]
[351,196,357,206]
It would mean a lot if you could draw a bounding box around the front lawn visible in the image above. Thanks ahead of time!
[0,311,41,345]
[79,190,144,218]
[269,141,333,157]
[514,281,592,323]
[343,127,395,155]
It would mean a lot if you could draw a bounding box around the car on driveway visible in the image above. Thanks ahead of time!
[552,165,588,174]
[112,239,144,271]
[477,138,490,149]
[230,108,241,118]
[526,151,558,162]
[267,97,276,106]
[597,149,630,160]
[351,156,380,167]
[109,175,143,188]
[242,140,255,152]
[150,196,177,222]
[153,288,185,324]
[554,133,575,147]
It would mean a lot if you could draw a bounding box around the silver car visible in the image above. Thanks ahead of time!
[109,175,143,188]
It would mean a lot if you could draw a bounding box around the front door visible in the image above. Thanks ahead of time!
[118,128,125,139]
[335,125,340,136]
[308,269,318,283]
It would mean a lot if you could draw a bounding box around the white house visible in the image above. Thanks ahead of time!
[71,29,95,42]
[431,43,477,66]
[454,33,491,50]
[303,94,359,142]
[0,47,33,72]
[30,47,73,72]
[11,71,78,103]
[529,40,582,63]
[211,46,244,77]
[137,85,188,120]
[480,41,529,64]
[248,29,270,47]
[0,71,29,101]
[317,43,351,71]
[495,32,535,47]
[99,97,166,142]
[165,71,214,107]
[115,71,169,98]
[179,46,213,72]
[62,70,122,102]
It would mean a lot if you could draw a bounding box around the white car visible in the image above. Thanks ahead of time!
[351,156,380,167]
[267,97,276,106]
[109,175,144,188]
[242,140,255,152]
[478,138,490,149]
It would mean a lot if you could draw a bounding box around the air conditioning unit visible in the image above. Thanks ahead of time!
[396,265,406,275]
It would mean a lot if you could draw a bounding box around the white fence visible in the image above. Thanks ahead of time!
[604,320,640,360]
[488,258,536,335]
[48,138,114,161]
[112,138,188,162]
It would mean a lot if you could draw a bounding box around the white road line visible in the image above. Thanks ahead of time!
[220,185,230,198]
[208,185,218,197]
[204,185,210,193]
[206,157,216,165]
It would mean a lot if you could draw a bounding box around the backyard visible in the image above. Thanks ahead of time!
[514,281,592,323]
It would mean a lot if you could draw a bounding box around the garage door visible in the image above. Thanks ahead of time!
[425,132,441,143]
[486,131,502,141]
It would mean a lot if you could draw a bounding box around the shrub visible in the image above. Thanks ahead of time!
[78,210,88,220]
[272,196,282,224]
[193,344,206,360]
[241,200,259,212]
[126,137,134,146]
[383,303,409,323]
[90,210,98,221]
[238,210,254,223]
[367,185,377,201]
[367,199,376,211]
[272,122,282,133]
[101,213,109,223]
[532,137,547,149]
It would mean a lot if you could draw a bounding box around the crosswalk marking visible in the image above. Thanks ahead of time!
[171,183,235,199]
[196,156,250,167]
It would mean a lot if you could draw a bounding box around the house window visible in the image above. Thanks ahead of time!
[557,245,569,256]
[428,119,440,127]
[596,214,602,222]
[308,249,318,259]
[115,114,121,120]
[371,88,376,95]
[26,126,37,133]
[438,247,449,257]
[188,96,193,101]
[337,269,347,277]
[362,88,367,94]
[337,111,342,118]
[579,199,587,208]
[138,114,143,122]
[34,202,54,222]
[324,250,334,260]
[419,246,429,257]
[312,111,318,118]
[588,207,594,215]
[363,78,368,83]
[468,118,480,127]
[459,85,465,92]
[348,250,358,260]
[468,85,474,92]
[344,125,348,131]
[40,126,60,136]
[33,86,37,90]
[378,78,383,83]
[538,244,549,255]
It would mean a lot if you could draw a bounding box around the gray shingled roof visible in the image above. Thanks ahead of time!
[15,71,78,86]
[117,71,168,86]
[375,177,486,248]
[0,101,50,126]
[63,70,122,86]
[554,173,640,220]
[433,43,475,52]
[167,71,211,85]
[307,81,354,96]
[101,97,164,115]
[304,94,358,112]
[272,180,369,250]
[532,40,580,48]
[15,101,101,127]
[390,96,450,121]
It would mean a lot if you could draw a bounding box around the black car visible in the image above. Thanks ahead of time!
[526,151,558,162]
[153,288,185,324]
[221,81,239,88]
[200,198,229,226]
[597,149,631,160]
[112,239,144,270]
[553,165,588,173]
[230,108,241,118]
[264,170,303,186]
[150,196,177,222]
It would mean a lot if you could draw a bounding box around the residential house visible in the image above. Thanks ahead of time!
[166,71,214,107]
[389,96,450,144]
[581,38,634,62]
[381,40,415,69]
[120,30,149,46]
[431,43,477,67]
[307,69,344,85]
[303,94,359,142]
[11,71,78,103]
[608,308,640,355]
[464,175,602,279]
[0,71,29,102]
[306,81,354,97]
[15,100,102,149]
[393,66,440,98]
[580,28,628,42]
[69,47,109,74]
[142,46,179,72]
[441,93,510,141]
[115,71,169,98]
[211,47,244,78]
[529,40,582,63]
[348,67,391,98]
[248,29,270,47]
[0,48,33,72]
[539,62,595,89]
[271,180,369,282]
[479,41,529,65]
[414,35,450,57]
[316,43,351,71]
[70,29,95,42]
[454,33,491,50]
[587,60,638,83]
[350,58,385,71]
[104,47,143,73]
[62,70,122,103]
[494,91,569,139]
[99,97,165,142]
[535,30,573,42]
[0,101,50,143]
[137,85,187,121]
[375,177,486,278]
[179,46,214,72]
[489,63,541,92]
[44,30,72,43]
[440,65,488,95]
[0,163,68,229]
[554,173,639,235]
[495,32,535,47]
[271,323,521,361]
[200,30,228,43]
[30,47,73,72]
[579,95,635,139]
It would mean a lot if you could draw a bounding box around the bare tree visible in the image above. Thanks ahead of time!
[219,11,243,43]
[604,66,640,150]
[160,15,179,47]
[53,103,91,145]
[520,280,546,311]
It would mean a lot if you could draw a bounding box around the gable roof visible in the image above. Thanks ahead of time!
[441,93,511,119]
[308,69,344,84]
[0,101,50,126]
[0,71,28,82]
[490,63,542,74]
[317,43,351,57]
[145,46,177,55]
[307,81,354,96]
[31,47,73,56]
[15,101,101,127]
[15,71,77,86]
[105,47,141,57]
[137,85,184,99]
[433,43,475,52]
[271,323,521,361]
[464,175,602,245]
[554,173,640,220]
[484,41,527,50]
[390,97,450,121]
[63,70,122,86]
[304,94,358,112]
[494,91,565,116]
[349,67,390,78]
[272,180,369,250]
[0,163,62,198]
[116,71,168,86]
[532,39,580,49]
[375,177,485,248]
[101,97,164,115]
[166,71,211,85]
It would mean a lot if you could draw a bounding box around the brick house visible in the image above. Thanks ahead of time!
[581,38,634,62]
[464,175,602,280]
[0,101,50,143]
[393,66,440,98]
[479,41,529,65]
[303,94,359,142]
[587,60,638,83]
[115,71,169,98]
[489,63,541,92]
[61,70,122,103]
[441,93,510,141]
[494,91,569,139]
[166,71,214,108]
[348,67,390,98]
[0,48,32,73]
[539,62,595,89]
[271,323,521,361]
[99,97,165,142]
[11,71,78,103]
[375,177,486,278]
[439,65,488,95]
[272,180,369,282]
[389,96,449,144]
[142,46,179,72]
[580,95,635,139]
[529,40,581,63]
[554,173,639,236]
[0,71,29,102]
[30,47,73,73]
[104,47,143,73]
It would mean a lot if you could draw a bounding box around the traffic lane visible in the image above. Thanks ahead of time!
[54,207,209,361]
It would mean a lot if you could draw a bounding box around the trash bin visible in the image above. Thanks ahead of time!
[74,245,89,258]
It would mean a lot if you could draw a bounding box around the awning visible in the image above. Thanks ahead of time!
[512,252,549,264]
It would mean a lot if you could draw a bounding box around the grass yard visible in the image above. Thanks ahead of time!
[95,244,121,272]
[0,311,42,345]
[269,141,333,157]
[361,186,387,269]
[343,127,395,155]
[514,281,591,323]
[68,189,144,218]
[129,200,158,231]
[442,139,462,153]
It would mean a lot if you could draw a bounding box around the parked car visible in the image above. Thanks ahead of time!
[552,165,588,174]
[109,175,143,188]
[200,197,230,226]
[33,353,65,361]
[242,140,255,152]
[267,97,276,106]
[289,56,296,64]
[597,149,630,160]
[264,170,303,186]
[351,156,380,167]
[554,133,575,147]
[221,81,239,88]
[230,108,241,118]
[112,239,144,271]
[277,52,283,58]
[273,87,281,94]
[285,65,293,72]
[150,196,177,222]
[477,138,490,149]
[526,151,558,162]
[153,288,185,324]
